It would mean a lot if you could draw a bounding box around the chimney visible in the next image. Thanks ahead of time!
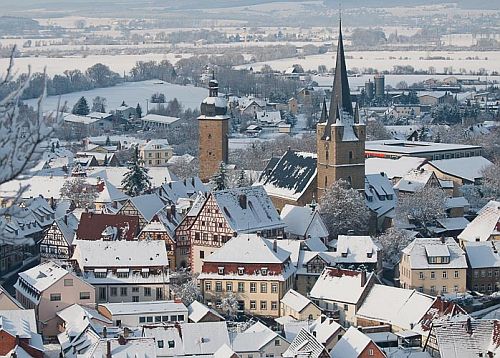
[171,204,176,216]
[102,326,107,338]
[440,236,445,244]
[64,215,68,225]
[118,335,127,345]
[238,194,247,209]
[273,239,277,253]
[360,270,367,287]
[106,340,112,358]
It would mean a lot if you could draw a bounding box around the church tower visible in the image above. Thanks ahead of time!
[198,76,229,182]
[316,21,366,200]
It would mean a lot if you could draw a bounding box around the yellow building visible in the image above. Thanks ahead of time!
[280,288,321,321]
[198,234,295,318]
[139,139,173,167]
[399,237,467,296]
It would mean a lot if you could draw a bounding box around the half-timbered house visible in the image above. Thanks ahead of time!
[175,186,285,273]
[40,213,79,260]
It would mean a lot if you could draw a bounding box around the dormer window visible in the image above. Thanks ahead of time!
[367,252,373,258]
[238,267,244,275]
[261,267,268,276]
[341,252,348,258]
[218,267,224,275]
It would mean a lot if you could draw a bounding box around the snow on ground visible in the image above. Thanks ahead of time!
[0,53,190,77]
[24,80,208,112]
[237,50,500,74]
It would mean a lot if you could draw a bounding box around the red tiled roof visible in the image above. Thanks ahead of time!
[76,213,139,241]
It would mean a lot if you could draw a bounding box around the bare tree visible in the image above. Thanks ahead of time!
[170,272,201,306]
[0,50,60,244]
[220,292,239,319]
[376,228,415,266]
[396,186,446,235]
[319,179,369,238]
[60,178,98,209]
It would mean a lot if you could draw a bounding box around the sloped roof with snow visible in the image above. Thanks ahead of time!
[309,267,374,304]
[231,321,282,352]
[213,186,284,232]
[257,150,317,201]
[283,328,328,358]
[72,240,168,268]
[188,300,224,323]
[141,139,171,151]
[458,201,500,242]
[76,213,139,241]
[281,289,316,313]
[16,261,69,292]
[464,241,500,269]
[402,237,467,270]
[99,301,187,316]
[141,113,180,125]
[204,234,290,265]
[425,156,492,183]
[365,173,396,217]
[330,327,373,358]
[394,169,436,193]
[332,235,380,265]
[127,194,166,222]
[280,204,329,238]
[53,213,79,245]
[357,284,434,331]
[365,157,427,180]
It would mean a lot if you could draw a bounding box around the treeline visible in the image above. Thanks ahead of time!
[0,63,121,101]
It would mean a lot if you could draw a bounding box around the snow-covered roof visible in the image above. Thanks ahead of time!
[366,140,481,155]
[309,268,374,304]
[160,177,207,205]
[365,173,396,219]
[394,169,436,193]
[0,309,43,354]
[402,238,467,270]
[204,234,290,265]
[63,113,105,125]
[330,327,374,358]
[283,328,328,358]
[276,240,302,267]
[53,213,79,245]
[188,300,224,323]
[445,196,469,210]
[230,321,282,353]
[435,217,470,232]
[281,289,315,313]
[310,315,343,346]
[212,186,284,233]
[96,180,129,204]
[257,150,317,201]
[256,110,282,125]
[202,95,227,108]
[357,284,435,331]
[214,344,238,358]
[333,235,380,264]
[88,166,178,189]
[128,194,166,222]
[141,113,180,125]
[72,240,168,268]
[458,201,500,242]
[141,139,172,151]
[99,300,187,316]
[87,112,112,119]
[280,204,329,239]
[464,241,500,269]
[424,156,492,183]
[167,154,195,165]
[88,337,157,358]
[365,157,426,180]
[16,261,69,293]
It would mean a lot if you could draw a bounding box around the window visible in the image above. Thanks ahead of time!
[110,287,118,296]
[218,267,224,275]
[158,340,164,348]
[50,293,61,301]
[238,267,244,275]
[168,340,175,348]
[419,272,424,279]
[132,287,139,293]
[155,316,161,322]
[205,281,212,291]
[216,282,222,292]
[489,270,493,277]
[178,315,185,321]
[260,283,267,293]
[226,282,233,292]
[250,282,257,293]
[430,271,436,279]
[344,304,349,311]
[162,316,169,322]
[64,279,73,286]
[442,271,447,279]
[139,317,146,323]
[368,348,374,356]
[117,271,129,278]
[271,283,278,293]
[95,271,107,278]
[260,301,267,310]
[80,292,91,300]
[275,339,281,346]
[261,267,268,276]
[144,287,152,296]
[442,286,447,294]
[99,287,106,301]
[271,301,278,310]
[238,282,244,293]
[454,285,459,293]
[200,251,204,259]
[146,317,153,323]
[120,287,128,296]
[474,271,479,278]
[454,271,459,278]
[132,296,139,302]
[430,286,436,294]
[250,301,256,310]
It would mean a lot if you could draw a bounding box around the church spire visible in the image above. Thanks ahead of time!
[319,98,328,123]
[322,19,352,139]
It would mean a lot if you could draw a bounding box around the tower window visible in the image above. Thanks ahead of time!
[348,151,353,162]
[347,176,352,185]
[325,150,329,161]
[208,134,212,139]
[324,176,328,188]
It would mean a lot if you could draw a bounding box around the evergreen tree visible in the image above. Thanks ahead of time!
[105,135,111,146]
[121,147,152,196]
[72,96,90,115]
[210,162,227,191]
[136,103,142,118]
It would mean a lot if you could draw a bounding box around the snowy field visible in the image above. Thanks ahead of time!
[0,53,190,77]
[237,50,500,74]
[24,80,208,112]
